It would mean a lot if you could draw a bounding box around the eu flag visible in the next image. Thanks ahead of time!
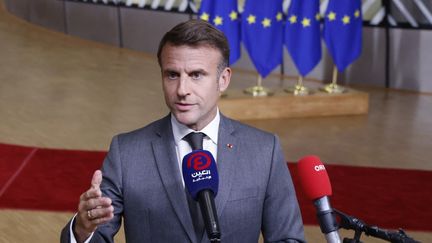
[285,0,322,76]
[323,0,362,72]
[241,0,284,78]
[198,0,241,65]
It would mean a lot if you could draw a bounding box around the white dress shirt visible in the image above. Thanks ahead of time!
[170,111,220,185]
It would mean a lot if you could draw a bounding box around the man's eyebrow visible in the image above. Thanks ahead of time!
[188,68,208,74]
[162,68,178,74]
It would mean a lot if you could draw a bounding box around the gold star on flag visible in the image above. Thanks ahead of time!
[302,18,311,27]
[315,13,321,21]
[354,10,360,18]
[342,15,350,25]
[229,10,238,21]
[328,11,336,21]
[247,14,256,24]
[214,16,223,26]
[289,15,297,24]
[276,12,283,21]
[262,18,271,28]
[200,12,209,22]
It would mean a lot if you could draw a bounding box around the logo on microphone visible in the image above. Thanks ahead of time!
[314,164,326,172]
[182,150,219,198]
[185,151,214,183]
[187,151,212,170]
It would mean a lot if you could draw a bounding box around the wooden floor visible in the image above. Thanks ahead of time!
[1,3,431,242]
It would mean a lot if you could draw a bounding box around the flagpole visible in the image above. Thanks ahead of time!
[257,74,262,87]
[244,74,273,97]
[332,66,338,85]
[285,76,312,95]
[320,66,346,93]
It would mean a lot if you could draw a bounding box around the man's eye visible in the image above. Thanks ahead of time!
[167,72,178,80]
[190,72,202,80]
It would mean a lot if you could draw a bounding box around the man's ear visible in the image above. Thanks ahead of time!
[218,67,232,93]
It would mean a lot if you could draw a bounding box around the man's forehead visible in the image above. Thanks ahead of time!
[160,44,222,67]
[162,43,221,56]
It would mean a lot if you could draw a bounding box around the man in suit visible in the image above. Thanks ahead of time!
[61,20,306,243]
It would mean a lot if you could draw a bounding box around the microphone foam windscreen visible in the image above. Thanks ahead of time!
[297,155,332,200]
[182,150,219,200]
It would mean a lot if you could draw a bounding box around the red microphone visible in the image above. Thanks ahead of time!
[298,155,332,200]
[298,155,341,243]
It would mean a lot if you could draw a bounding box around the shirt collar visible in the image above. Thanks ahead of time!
[171,109,220,146]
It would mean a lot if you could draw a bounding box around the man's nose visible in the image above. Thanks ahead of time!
[176,76,189,97]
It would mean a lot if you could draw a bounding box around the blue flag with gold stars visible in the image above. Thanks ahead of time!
[198,0,241,65]
[241,0,284,78]
[323,0,362,72]
[285,0,322,76]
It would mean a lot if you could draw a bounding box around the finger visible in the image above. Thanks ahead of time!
[91,170,103,190]
[78,196,111,216]
[85,197,112,211]
[77,203,112,229]
[88,205,114,221]
[89,213,114,226]
[80,188,102,201]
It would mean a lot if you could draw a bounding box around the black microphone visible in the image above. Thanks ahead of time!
[182,150,221,242]
[335,209,420,243]
[298,155,341,243]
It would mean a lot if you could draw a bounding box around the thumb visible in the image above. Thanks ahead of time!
[91,170,103,190]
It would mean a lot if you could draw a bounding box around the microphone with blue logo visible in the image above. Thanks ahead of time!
[182,149,221,242]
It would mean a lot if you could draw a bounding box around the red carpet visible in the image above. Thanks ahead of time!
[0,143,105,211]
[0,143,431,231]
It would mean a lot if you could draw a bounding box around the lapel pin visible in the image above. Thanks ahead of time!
[226,144,233,149]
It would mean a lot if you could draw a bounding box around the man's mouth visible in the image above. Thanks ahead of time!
[175,102,194,111]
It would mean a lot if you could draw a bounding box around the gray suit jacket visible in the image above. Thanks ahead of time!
[61,114,305,243]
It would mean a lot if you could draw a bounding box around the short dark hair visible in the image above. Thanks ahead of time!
[157,19,230,71]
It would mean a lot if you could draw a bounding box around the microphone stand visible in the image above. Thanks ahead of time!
[333,209,420,243]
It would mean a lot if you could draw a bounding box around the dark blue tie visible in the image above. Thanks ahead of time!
[184,132,205,150]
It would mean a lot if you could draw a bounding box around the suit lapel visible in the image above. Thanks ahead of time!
[152,117,196,242]
[214,115,238,218]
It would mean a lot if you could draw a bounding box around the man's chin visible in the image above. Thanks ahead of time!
[173,113,196,127]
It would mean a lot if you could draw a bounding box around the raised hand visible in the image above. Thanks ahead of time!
[73,170,114,243]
